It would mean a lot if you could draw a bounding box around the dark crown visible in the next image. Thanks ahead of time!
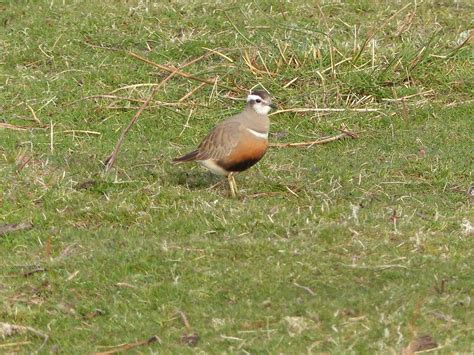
[250,90,270,100]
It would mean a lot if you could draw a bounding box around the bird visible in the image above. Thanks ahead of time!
[172,90,276,197]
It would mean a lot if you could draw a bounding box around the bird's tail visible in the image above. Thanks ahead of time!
[171,150,199,164]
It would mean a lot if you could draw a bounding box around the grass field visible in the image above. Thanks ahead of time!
[1,0,473,353]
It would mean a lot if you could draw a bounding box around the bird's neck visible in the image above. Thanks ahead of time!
[243,106,270,133]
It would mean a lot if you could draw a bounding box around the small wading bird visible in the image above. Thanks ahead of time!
[172,90,276,197]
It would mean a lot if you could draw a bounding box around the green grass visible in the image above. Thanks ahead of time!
[1,0,473,353]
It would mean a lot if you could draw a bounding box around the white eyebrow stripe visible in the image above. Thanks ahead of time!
[247,94,263,102]
[247,128,268,139]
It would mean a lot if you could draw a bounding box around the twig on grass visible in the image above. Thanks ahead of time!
[109,83,165,94]
[26,104,42,125]
[202,47,234,62]
[0,341,32,349]
[293,282,316,296]
[283,77,298,88]
[179,110,193,137]
[270,107,381,116]
[321,58,353,75]
[220,335,244,341]
[0,123,46,131]
[81,95,147,104]
[103,85,159,171]
[337,127,359,139]
[50,120,54,155]
[127,51,238,93]
[94,336,160,355]
[382,90,435,102]
[339,263,408,270]
[178,82,207,102]
[269,130,358,148]
[61,130,101,136]
[73,95,193,109]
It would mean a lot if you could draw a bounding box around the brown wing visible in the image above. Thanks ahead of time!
[196,120,242,161]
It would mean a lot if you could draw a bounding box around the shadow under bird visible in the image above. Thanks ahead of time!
[172,90,276,197]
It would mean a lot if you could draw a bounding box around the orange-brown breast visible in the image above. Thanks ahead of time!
[218,132,268,172]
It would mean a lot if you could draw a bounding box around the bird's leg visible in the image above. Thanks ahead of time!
[231,173,239,196]
[227,173,236,197]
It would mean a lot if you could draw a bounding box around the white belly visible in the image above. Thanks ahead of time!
[197,159,228,176]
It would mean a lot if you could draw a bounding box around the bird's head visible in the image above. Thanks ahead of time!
[246,90,276,115]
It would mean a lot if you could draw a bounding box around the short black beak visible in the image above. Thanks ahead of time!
[270,103,277,109]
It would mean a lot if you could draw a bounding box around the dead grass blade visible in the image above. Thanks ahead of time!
[202,47,234,62]
[127,51,238,93]
[94,336,160,355]
[270,131,357,148]
[26,104,42,124]
[0,341,32,349]
[270,107,381,116]
[109,83,164,94]
[178,82,207,102]
[104,86,159,172]
[81,95,146,104]
[0,123,46,131]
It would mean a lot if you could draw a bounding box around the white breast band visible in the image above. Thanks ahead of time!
[247,128,268,139]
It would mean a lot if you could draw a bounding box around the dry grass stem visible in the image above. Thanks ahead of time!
[340,263,409,270]
[50,120,54,154]
[178,83,207,102]
[270,131,357,148]
[82,95,146,104]
[61,130,101,136]
[0,123,40,131]
[26,104,42,124]
[202,47,234,62]
[179,110,193,137]
[127,51,238,93]
[283,77,298,88]
[104,86,159,172]
[94,336,160,355]
[293,282,316,296]
[270,107,380,116]
[109,83,166,94]
[0,341,32,349]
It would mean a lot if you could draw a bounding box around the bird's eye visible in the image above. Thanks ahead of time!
[256,99,262,103]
